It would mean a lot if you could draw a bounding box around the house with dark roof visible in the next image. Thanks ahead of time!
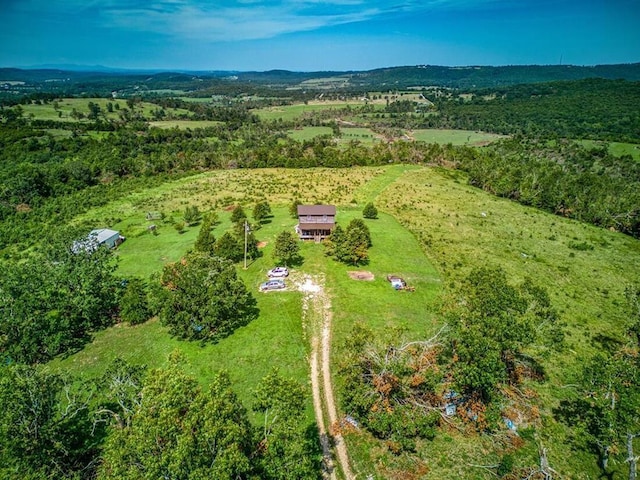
[295,205,336,241]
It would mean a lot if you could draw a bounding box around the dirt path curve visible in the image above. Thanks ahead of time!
[298,275,354,480]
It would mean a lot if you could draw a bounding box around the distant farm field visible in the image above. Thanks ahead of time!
[149,120,222,129]
[287,126,333,141]
[20,97,192,122]
[578,139,640,160]
[411,128,506,145]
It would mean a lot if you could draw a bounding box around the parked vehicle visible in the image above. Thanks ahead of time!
[267,266,289,278]
[260,279,286,291]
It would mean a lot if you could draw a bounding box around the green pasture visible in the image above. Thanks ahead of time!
[411,128,505,145]
[578,139,640,160]
[338,127,380,145]
[287,126,334,141]
[20,97,192,122]
[148,120,222,129]
[253,102,366,121]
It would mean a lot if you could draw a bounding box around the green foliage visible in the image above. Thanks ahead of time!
[158,252,258,342]
[362,202,378,219]
[182,204,201,226]
[253,200,272,223]
[273,230,300,266]
[0,364,96,479]
[230,205,247,224]
[324,219,372,265]
[193,213,217,254]
[289,199,301,219]
[253,369,321,479]
[214,231,243,262]
[99,356,253,480]
[449,266,561,401]
[556,351,640,473]
[119,278,151,325]
[0,230,120,363]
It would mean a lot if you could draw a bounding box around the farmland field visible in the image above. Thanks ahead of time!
[51,164,640,478]
[411,128,506,145]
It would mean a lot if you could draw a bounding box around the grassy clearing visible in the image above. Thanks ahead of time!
[373,166,640,478]
[21,98,192,122]
[578,139,640,160]
[149,120,222,129]
[411,128,505,145]
[338,127,380,145]
[287,126,334,141]
[253,103,363,121]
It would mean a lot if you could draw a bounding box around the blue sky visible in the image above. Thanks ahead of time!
[1,0,639,71]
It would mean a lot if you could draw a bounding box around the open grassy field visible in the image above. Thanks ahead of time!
[338,126,381,145]
[53,164,640,478]
[287,126,334,141]
[410,128,506,145]
[578,139,640,160]
[148,120,222,129]
[253,102,365,121]
[20,97,192,122]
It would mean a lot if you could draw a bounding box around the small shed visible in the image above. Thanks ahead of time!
[89,229,124,249]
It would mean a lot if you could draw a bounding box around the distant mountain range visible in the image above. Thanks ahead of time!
[2,63,639,92]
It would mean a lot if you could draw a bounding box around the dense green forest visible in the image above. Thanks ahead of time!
[1,70,639,479]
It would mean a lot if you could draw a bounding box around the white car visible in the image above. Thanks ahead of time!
[267,267,289,278]
[260,279,286,292]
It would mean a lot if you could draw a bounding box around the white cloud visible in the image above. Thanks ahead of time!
[8,0,515,42]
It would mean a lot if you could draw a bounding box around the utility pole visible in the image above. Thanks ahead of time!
[243,220,249,269]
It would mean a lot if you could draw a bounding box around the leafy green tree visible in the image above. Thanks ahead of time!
[194,214,217,254]
[0,364,96,479]
[273,230,300,266]
[215,231,243,262]
[557,351,640,474]
[253,200,272,223]
[230,205,247,224]
[158,252,258,341]
[253,369,322,479]
[289,199,301,219]
[0,230,119,363]
[325,220,371,265]
[362,202,378,219]
[183,205,201,226]
[99,355,253,480]
[347,218,372,247]
[119,278,151,325]
[449,267,562,401]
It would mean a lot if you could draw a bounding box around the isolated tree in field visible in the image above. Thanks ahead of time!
[253,200,272,224]
[158,252,257,341]
[215,232,243,262]
[119,278,150,325]
[273,230,300,266]
[347,218,372,247]
[362,202,378,219]
[194,214,217,254]
[230,205,247,224]
[183,205,201,226]
[99,356,253,480]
